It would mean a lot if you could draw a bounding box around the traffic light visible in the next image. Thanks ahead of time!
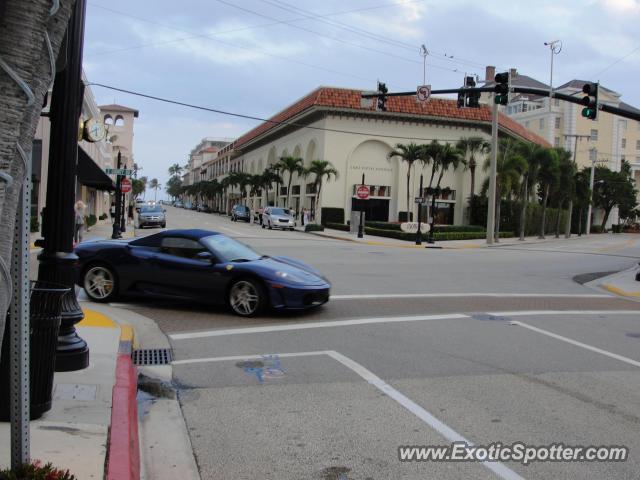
[466,76,480,108]
[457,90,465,108]
[494,72,509,105]
[377,81,388,111]
[581,82,598,120]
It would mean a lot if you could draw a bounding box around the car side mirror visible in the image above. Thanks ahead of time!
[196,251,215,263]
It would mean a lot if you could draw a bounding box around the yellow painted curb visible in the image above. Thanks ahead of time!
[79,308,118,328]
[601,284,640,298]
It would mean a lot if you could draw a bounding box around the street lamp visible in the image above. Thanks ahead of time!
[544,40,562,112]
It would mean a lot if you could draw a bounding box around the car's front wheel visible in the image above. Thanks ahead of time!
[83,264,117,302]
[228,278,266,317]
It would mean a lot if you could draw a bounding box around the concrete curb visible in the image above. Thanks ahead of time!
[601,283,640,298]
[106,324,140,480]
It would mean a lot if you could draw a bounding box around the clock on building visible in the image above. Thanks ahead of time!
[83,117,106,142]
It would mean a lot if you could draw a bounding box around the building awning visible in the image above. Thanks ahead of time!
[77,147,115,191]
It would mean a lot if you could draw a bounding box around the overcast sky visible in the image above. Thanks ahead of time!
[83,0,640,196]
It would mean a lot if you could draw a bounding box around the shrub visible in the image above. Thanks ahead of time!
[320,207,344,226]
[365,221,402,231]
[305,223,324,232]
[98,213,108,220]
[398,211,413,222]
[85,214,97,227]
[434,225,485,233]
[30,215,39,233]
[0,460,77,479]
[611,224,622,233]
[590,225,604,233]
[326,223,350,232]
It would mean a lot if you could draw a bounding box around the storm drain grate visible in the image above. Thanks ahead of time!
[471,313,510,322]
[133,348,172,366]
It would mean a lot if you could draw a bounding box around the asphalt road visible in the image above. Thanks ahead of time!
[97,207,640,479]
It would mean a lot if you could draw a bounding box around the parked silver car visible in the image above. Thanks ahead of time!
[262,207,296,230]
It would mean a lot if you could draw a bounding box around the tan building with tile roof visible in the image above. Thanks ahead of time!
[200,86,550,224]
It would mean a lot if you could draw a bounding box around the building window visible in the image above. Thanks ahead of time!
[554,137,560,147]
[104,115,113,125]
[589,149,598,162]
[622,138,627,149]
[306,183,317,195]
[555,117,561,129]
[636,140,640,150]
[291,185,300,195]
[539,118,545,130]
[590,129,598,141]
[114,115,124,126]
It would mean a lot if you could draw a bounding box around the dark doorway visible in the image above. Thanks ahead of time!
[351,198,390,222]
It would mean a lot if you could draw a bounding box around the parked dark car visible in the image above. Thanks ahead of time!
[231,204,251,222]
[174,201,183,208]
[137,204,166,229]
[74,229,330,316]
[197,204,211,213]
[183,202,193,210]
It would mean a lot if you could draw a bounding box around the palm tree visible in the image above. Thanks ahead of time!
[387,143,424,222]
[277,156,304,208]
[249,174,264,211]
[138,176,148,199]
[483,138,528,242]
[536,148,560,239]
[551,149,576,238]
[224,171,243,210]
[435,143,465,189]
[261,166,282,206]
[149,178,161,201]
[168,163,183,178]
[456,136,489,220]
[236,172,252,206]
[303,160,338,224]
[515,141,542,240]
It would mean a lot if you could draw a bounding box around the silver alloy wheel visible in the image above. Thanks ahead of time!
[229,280,260,316]
[84,265,115,300]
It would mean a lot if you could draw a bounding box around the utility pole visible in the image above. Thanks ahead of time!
[563,134,590,238]
[416,174,423,245]
[486,98,499,245]
[420,44,428,85]
[544,40,562,112]
[358,173,365,239]
[586,148,597,235]
[37,0,89,372]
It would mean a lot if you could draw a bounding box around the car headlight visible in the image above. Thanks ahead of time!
[274,271,307,284]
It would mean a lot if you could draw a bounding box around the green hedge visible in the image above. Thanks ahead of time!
[99,213,108,220]
[305,223,324,232]
[363,226,513,242]
[321,207,344,225]
[86,214,97,228]
[326,222,350,232]
[434,225,485,233]
[365,221,402,231]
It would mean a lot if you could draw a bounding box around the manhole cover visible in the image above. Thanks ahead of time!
[133,348,172,366]
[471,314,509,321]
[625,333,640,339]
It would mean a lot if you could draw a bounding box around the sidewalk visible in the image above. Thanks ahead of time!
[301,226,593,249]
[30,220,135,250]
[0,308,121,478]
[591,265,640,300]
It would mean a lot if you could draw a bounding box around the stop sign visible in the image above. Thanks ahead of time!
[356,185,370,200]
[120,178,132,193]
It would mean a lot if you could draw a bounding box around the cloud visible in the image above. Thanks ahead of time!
[600,0,640,14]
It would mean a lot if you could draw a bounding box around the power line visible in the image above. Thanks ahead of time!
[591,44,640,79]
[88,82,491,143]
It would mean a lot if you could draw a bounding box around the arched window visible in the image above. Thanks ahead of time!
[114,115,125,126]
[104,115,113,125]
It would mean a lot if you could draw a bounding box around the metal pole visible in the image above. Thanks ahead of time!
[10,152,31,468]
[564,136,579,238]
[120,162,126,233]
[586,154,596,235]
[549,47,554,112]
[486,99,498,245]
[357,173,365,239]
[416,174,423,245]
[112,150,122,239]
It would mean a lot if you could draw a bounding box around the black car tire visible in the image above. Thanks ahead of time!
[83,263,118,303]
[228,278,266,317]
[262,224,265,229]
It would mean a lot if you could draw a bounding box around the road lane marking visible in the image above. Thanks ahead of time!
[169,313,469,340]
[331,293,610,300]
[488,310,640,317]
[511,321,640,368]
[173,350,523,480]
[600,284,640,298]
[218,226,244,236]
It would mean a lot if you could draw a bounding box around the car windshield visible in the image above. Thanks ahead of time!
[270,208,289,216]
[201,234,262,262]
[140,205,163,213]
[235,206,248,212]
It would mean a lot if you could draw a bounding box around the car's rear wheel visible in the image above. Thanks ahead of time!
[228,278,266,317]
[83,264,117,302]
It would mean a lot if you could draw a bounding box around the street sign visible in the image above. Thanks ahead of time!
[105,168,133,176]
[401,222,430,233]
[356,185,370,200]
[414,197,426,204]
[120,178,132,193]
[417,85,431,102]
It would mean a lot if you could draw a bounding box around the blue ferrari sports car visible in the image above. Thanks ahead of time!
[74,229,330,316]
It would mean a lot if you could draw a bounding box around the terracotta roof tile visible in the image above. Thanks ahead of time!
[234,87,550,149]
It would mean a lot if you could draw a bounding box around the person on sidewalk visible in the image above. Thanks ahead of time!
[127,203,134,225]
[74,200,86,244]
[303,208,309,226]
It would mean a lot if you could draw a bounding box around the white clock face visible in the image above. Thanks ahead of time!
[85,118,106,142]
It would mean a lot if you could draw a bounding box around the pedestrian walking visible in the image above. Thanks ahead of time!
[110,201,116,221]
[74,200,85,244]
[128,204,134,225]
[303,208,309,226]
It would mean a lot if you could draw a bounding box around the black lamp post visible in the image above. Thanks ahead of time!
[37,0,89,371]
[427,186,437,244]
[416,174,423,245]
[111,150,122,239]
[120,162,127,233]
[357,173,365,238]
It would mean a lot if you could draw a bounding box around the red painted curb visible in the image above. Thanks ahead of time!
[106,353,140,480]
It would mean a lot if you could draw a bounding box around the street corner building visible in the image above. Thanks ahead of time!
[197,86,549,225]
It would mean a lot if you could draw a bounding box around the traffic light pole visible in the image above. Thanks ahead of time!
[358,173,365,239]
[586,155,596,235]
[486,99,499,245]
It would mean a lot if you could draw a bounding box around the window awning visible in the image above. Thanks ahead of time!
[77,147,115,191]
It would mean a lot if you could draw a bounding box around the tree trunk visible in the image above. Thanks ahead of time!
[519,177,527,241]
[555,199,563,238]
[539,185,550,239]
[315,181,322,224]
[564,199,573,238]
[287,173,293,207]
[469,161,476,197]
[0,0,76,347]
[601,206,613,231]
[406,170,411,222]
